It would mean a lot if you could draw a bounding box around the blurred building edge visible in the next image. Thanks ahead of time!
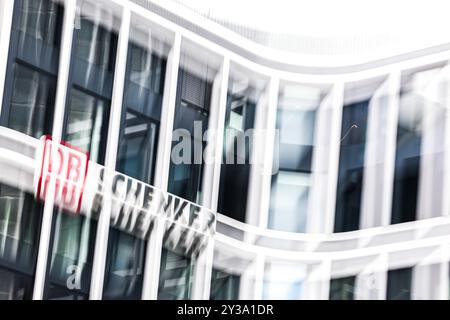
[0,0,449,300]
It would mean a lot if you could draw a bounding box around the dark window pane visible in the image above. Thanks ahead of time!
[334,100,369,232]
[387,267,412,300]
[158,248,195,300]
[168,68,212,203]
[217,83,257,222]
[2,0,63,137]
[102,228,146,300]
[210,269,240,300]
[0,184,43,300]
[116,40,166,183]
[45,211,97,299]
[7,64,55,138]
[329,276,355,300]
[0,268,34,300]
[391,93,423,224]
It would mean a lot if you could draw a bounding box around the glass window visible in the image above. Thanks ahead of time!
[102,228,146,300]
[1,0,63,138]
[329,276,356,300]
[391,67,444,224]
[210,268,240,300]
[167,55,215,203]
[7,64,56,138]
[62,2,119,165]
[64,89,109,164]
[387,267,412,300]
[44,210,97,300]
[217,68,262,222]
[334,100,369,232]
[269,84,320,233]
[157,248,195,300]
[116,26,168,184]
[0,184,44,300]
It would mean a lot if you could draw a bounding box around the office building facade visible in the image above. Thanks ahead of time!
[0,0,449,300]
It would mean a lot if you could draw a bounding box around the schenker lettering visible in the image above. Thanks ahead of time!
[91,168,215,255]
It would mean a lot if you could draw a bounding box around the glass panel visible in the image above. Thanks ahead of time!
[391,68,442,224]
[0,268,34,300]
[387,267,412,300]
[157,248,195,300]
[116,25,168,184]
[334,100,369,232]
[217,69,261,222]
[64,89,109,164]
[102,228,146,300]
[210,268,240,300]
[63,1,119,165]
[0,184,43,300]
[167,58,215,203]
[7,64,55,138]
[269,84,320,233]
[45,210,97,300]
[329,276,355,300]
[2,0,63,137]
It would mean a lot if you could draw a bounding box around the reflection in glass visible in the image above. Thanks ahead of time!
[0,184,43,300]
[45,210,97,300]
[158,248,195,300]
[391,69,438,224]
[116,31,167,183]
[329,276,355,300]
[269,85,318,233]
[334,100,369,232]
[210,268,240,300]
[168,65,213,203]
[65,89,108,163]
[387,267,412,300]
[262,262,305,299]
[2,0,63,138]
[103,228,146,300]
[217,73,258,222]
[63,4,118,164]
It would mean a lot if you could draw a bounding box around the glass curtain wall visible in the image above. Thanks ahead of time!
[103,22,169,300]
[1,0,63,138]
[269,84,321,233]
[44,1,120,299]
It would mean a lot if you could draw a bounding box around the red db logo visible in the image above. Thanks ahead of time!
[35,136,89,214]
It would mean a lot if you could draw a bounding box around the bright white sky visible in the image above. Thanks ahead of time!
[177,0,450,44]
[179,0,450,35]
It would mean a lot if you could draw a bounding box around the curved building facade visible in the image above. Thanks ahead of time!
[0,0,449,300]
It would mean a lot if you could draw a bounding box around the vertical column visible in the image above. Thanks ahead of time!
[246,76,279,228]
[360,79,390,229]
[380,71,400,226]
[141,32,181,300]
[89,6,130,300]
[0,0,14,115]
[307,90,334,234]
[417,66,449,220]
[238,254,265,300]
[323,82,344,234]
[32,0,77,300]
[191,57,229,300]
[442,67,450,217]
